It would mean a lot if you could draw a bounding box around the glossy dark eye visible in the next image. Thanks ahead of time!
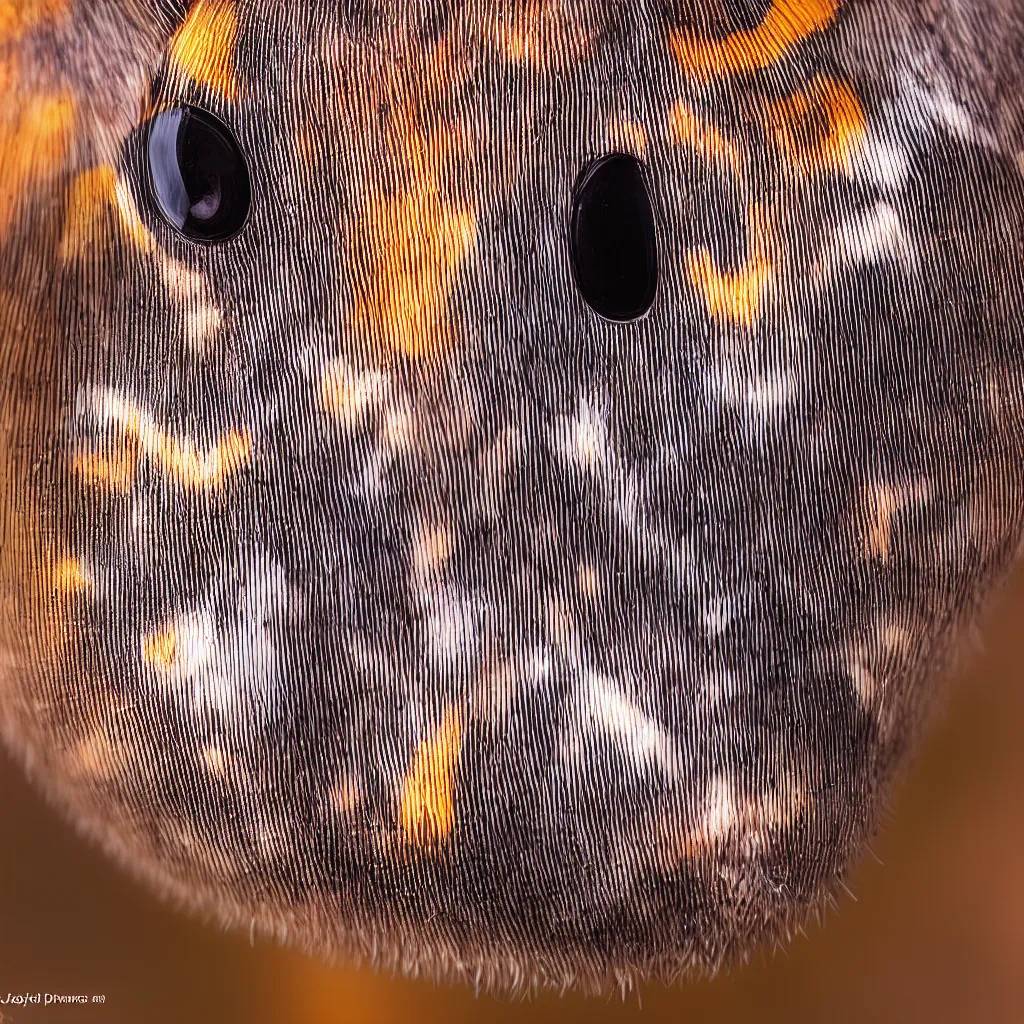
[569,152,658,323]
[146,106,251,243]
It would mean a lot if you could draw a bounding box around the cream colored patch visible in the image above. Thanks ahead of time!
[583,673,680,779]
[320,360,390,427]
[426,588,477,664]
[668,771,806,864]
[399,705,462,848]
[836,201,916,271]
[553,395,610,475]
[412,522,452,582]
[330,772,362,817]
[82,386,252,491]
[862,479,931,564]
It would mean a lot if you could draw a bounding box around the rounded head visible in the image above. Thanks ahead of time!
[2,0,1024,995]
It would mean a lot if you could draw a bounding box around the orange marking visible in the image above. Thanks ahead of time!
[52,557,90,594]
[355,164,477,361]
[607,118,649,160]
[60,165,159,259]
[169,0,239,101]
[494,1,596,68]
[686,204,775,327]
[670,0,840,78]
[71,447,138,493]
[81,391,252,492]
[765,75,867,174]
[0,71,74,241]
[0,0,67,40]
[668,100,742,174]
[143,626,180,670]
[399,706,462,848]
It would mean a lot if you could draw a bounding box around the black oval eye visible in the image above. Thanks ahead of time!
[569,153,658,323]
[146,106,251,243]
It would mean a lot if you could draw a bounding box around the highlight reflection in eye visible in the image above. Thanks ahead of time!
[146,105,251,243]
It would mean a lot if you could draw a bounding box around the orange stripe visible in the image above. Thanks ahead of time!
[354,133,477,361]
[686,205,775,328]
[764,74,867,174]
[0,61,74,242]
[670,0,840,78]
[169,0,239,100]
[399,705,462,848]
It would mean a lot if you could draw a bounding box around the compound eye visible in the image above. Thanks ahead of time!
[146,106,251,243]
[569,152,658,323]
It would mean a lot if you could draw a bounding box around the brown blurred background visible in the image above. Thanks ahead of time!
[2,562,1022,1024]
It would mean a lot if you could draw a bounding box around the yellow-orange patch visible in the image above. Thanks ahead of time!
[169,0,239,101]
[143,626,180,670]
[399,705,462,848]
[71,446,138,493]
[0,0,68,41]
[686,205,774,327]
[668,100,742,174]
[670,0,840,79]
[0,75,74,241]
[764,75,867,174]
[355,178,477,361]
[52,556,90,594]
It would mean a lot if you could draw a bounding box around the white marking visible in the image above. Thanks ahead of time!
[553,394,610,475]
[837,202,917,271]
[144,561,288,727]
[582,672,680,779]
[426,588,478,664]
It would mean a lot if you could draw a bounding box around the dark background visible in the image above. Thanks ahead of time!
[2,562,1021,1023]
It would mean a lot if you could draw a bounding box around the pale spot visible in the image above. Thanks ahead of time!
[710,366,797,416]
[837,201,916,270]
[330,772,362,816]
[553,395,610,475]
[607,117,649,160]
[426,589,477,664]
[202,743,228,777]
[321,360,389,427]
[583,673,679,779]
[143,610,215,676]
[169,0,240,100]
[411,522,452,581]
[862,478,931,564]
[399,705,462,848]
[577,562,599,600]
[853,132,911,191]
[52,556,90,594]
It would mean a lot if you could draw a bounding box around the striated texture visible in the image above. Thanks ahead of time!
[2,0,1024,996]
